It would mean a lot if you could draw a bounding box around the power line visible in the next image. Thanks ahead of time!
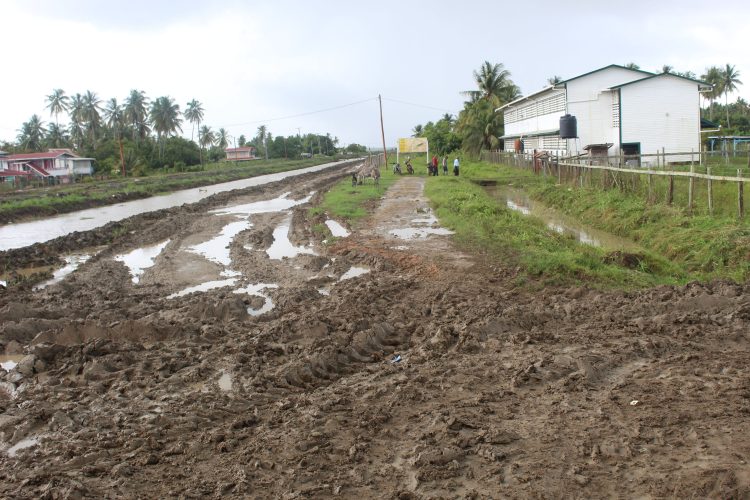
[381,96,457,114]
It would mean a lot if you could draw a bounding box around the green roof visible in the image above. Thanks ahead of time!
[557,64,654,85]
[610,72,711,89]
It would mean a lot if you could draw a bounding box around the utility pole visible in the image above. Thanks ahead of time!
[378,94,388,167]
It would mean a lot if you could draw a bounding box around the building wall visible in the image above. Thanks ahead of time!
[620,76,701,163]
[504,89,566,138]
[565,67,645,156]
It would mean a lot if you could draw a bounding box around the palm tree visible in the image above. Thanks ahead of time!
[462,61,519,104]
[184,99,204,142]
[199,125,216,162]
[45,123,70,149]
[124,90,150,144]
[256,125,268,160]
[661,65,673,74]
[82,90,102,145]
[412,124,423,137]
[441,113,454,125]
[68,93,85,144]
[701,66,724,120]
[624,62,640,70]
[45,89,69,126]
[17,115,47,151]
[103,98,126,175]
[149,96,183,159]
[547,75,562,85]
[721,64,742,128]
[216,128,230,149]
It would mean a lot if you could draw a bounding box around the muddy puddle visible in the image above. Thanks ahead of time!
[267,218,316,260]
[0,355,24,371]
[0,162,341,251]
[325,220,350,237]
[339,266,370,281]
[484,185,640,251]
[115,240,170,284]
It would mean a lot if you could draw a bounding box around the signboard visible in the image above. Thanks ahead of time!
[398,137,428,153]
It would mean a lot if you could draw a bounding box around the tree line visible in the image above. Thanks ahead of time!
[412,61,746,158]
[4,89,367,176]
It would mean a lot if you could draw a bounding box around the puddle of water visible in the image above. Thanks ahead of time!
[267,218,316,260]
[339,266,370,281]
[33,254,91,290]
[325,219,350,237]
[115,240,170,284]
[211,192,314,217]
[0,280,6,288]
[0,162,344,251]
[389,227,454,239]
[189,220,251,266]
[168,278,238,298]
[234,283,279,315]
[484,185,640,251]
[218,372,233,392]
[1,355,24,372]
[7,436,40,457]
[317,288,331,296]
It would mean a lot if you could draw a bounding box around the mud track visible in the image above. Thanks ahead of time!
[1,171,749,498]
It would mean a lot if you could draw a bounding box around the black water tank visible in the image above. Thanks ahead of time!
[560,114,577,139]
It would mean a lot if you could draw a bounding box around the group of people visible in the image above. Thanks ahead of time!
[428,155,459,176]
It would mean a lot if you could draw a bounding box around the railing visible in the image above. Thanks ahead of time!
[482,150,750,218]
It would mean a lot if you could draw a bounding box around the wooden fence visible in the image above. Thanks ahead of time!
[482,150,750,218]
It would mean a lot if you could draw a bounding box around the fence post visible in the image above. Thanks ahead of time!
[707,166,713,215]
[648,172,653,203]
[739,169,744,218]
[688,160,695,213]
[667,176,674,205]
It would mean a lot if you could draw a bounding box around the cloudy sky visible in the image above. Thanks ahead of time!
[1,0,748,147]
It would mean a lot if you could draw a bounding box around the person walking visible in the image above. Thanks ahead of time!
[442,156,448,175]
[453,157,460,176]
[431,155,439,176]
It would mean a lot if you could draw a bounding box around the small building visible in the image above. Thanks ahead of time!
[498,64,712,164]
[225,146,257,161]
[0,148,94,182]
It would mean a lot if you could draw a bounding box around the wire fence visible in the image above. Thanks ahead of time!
[482,150,750,218]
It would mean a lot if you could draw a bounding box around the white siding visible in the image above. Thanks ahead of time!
[565,67,646,156]
[620,76,701,162]
[504,89,565,138]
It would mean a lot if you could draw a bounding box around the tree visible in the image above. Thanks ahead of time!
[103,98,126,175]
[721,64,742,128]
[82,90,103,146]
[412,124,423,137]
[701,66,724,120]
[661,65,673,74]
[184,99,204,142]
[238,134,247,147]
[45,89,69,126]
[17,115,47,151]
[124,90,150,143]
[256,125,268,160]
[462,61,519,104]
[149,96,183,159]
[216,128,230,149]
[45,123,70,149]
[624,62,640,70]
[547,75,562,85]
[199,125,215,150]
[68,93,85,149]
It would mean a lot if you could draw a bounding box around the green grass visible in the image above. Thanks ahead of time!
[315,164,399,221]
[443,159,750,285]
[423,160,683,289]
[0,156,342,221]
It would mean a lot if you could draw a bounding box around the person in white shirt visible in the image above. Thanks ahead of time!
[453,157,460,176]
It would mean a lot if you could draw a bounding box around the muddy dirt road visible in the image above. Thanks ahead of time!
[1,169,749,498]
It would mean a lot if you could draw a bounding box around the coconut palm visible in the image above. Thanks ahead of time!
[547,75,562,85]
[68,93,85,130]
[442,113,454,125]
[103,98,126,175]
[45,123,70,149]
[624,62,640,70]
[462,61,519,105]
[661,65,673,74]
[701,66,724,120]
[82,90,103,144]
[256,125,268,160]
[199,125,216,162]
[45,89,69,126]
[17,115,47,151]
[721,64,742,128]
[124,90,150,143]
[412,124,423,137]
[216,128,230,149]
[150,96,183,159]
[184,99,204,142]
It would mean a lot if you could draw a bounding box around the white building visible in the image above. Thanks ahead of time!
[498,65,712,163]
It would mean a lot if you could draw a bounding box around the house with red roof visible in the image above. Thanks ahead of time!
[0,149,94,182]
[225,146,257,161]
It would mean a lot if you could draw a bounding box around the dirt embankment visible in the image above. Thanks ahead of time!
[0,174,749,498]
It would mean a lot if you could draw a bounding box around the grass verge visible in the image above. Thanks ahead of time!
[315,164,399,222]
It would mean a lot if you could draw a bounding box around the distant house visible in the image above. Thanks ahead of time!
[225,146,257,161]
[0,148,94,182]
[498,64,712,163]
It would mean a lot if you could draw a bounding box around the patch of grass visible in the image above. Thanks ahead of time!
[442,159,750,285]
[317,166,399,222]
[424,160,687,289]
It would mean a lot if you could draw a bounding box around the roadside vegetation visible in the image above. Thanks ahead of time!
[425,159,750,287]
[0,157,342,223]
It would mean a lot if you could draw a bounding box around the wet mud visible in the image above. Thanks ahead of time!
[1,173,749,498]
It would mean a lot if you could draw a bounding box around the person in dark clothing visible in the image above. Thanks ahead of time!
[453,157,460,176]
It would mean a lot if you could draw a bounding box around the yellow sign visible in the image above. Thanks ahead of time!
[398,137,428,153]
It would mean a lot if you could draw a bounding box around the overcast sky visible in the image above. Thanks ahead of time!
[1,0,748,148]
